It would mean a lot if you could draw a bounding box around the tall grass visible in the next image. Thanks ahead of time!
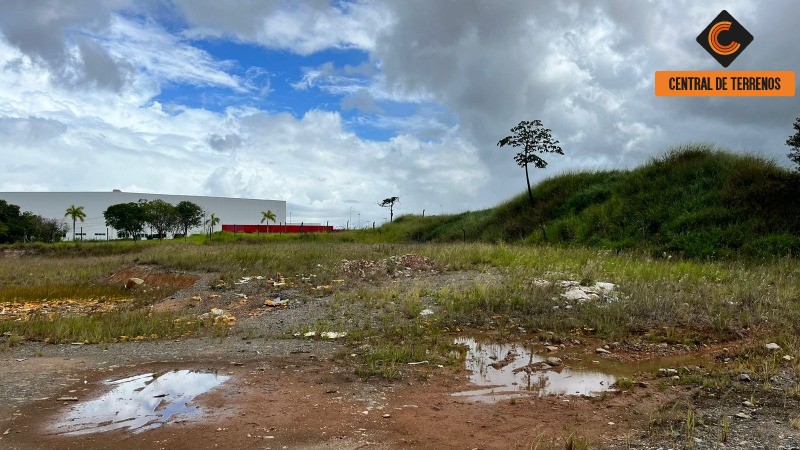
[0,310,205,344]
[372,145,800,259]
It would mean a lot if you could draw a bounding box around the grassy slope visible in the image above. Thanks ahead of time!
[375,145,800,258]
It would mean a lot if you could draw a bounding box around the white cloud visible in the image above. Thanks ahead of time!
[175,0,395,55]
[96,16,244,91]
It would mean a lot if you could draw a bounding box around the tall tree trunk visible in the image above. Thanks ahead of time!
[524,163,534,205]
[73,219,76,241]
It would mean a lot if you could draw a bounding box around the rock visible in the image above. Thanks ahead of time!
[533,279,552,288]
[191,295,201,301]
[658,368,679,377]
[264,298,289,307]
[734,412,751,419]
[419,308,434,316]
[743,400,754,407]
[766,342,781,350]
[546,357,563,366]
[594,282,617,291]
[303,331,316,337]
[382,413,391,418]
[559,280,580,288]
[783,355,794,361]
[595,348,611,355]
[57,397,78,401]
[561,289,591,301]
[545,345,559,353]
[320,331,347,339]
[125,277,145,289]
[539,363,552,370]
[739,373,751,382]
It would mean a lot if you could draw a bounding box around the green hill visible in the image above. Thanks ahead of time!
[377,144,800,258]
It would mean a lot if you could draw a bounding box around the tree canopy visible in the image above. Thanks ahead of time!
[0,200,67,243]
[104,202,146,239]
[175,201,204,237]
[498,120,563,204]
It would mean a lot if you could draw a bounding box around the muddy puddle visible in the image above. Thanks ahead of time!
[453,338,618,403]
[52,370,229,435]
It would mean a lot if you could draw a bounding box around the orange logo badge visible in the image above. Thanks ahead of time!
[696,10,753,67]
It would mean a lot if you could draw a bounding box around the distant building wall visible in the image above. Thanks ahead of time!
[222,224,336,234]
[0,191,286,240]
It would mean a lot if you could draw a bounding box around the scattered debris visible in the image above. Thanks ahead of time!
[339,254,436,279]
[558,280,619,303]
[199,308,236,326]
[320,331,347,339]
[658,368,679,377]
[264,298,289,307]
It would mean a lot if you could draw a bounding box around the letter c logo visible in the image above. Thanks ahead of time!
[708,21,740,55]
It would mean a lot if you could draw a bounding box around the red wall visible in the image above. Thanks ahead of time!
[221,224,337,234]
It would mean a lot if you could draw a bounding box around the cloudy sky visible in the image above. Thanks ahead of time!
[0,0,797,227]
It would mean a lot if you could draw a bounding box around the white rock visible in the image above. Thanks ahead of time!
[320,331,347,339]
[765,343,780,350]
[658,368,679,377]
[419,308,434,316]
[561,289,591,301]
[595,348,611,355]
[594,282,617,291]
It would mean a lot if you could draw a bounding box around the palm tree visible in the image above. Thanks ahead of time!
[260,210,276,234]
[64,204,86,241]
[205,213,220,236]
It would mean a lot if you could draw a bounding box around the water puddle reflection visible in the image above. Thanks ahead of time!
[453,338,616,403]
[53,370,229,435]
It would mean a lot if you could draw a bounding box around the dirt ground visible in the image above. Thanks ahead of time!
[0,339,684,450]
[2,264,800,449]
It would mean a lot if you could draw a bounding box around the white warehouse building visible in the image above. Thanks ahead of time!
[0,191,286,240]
